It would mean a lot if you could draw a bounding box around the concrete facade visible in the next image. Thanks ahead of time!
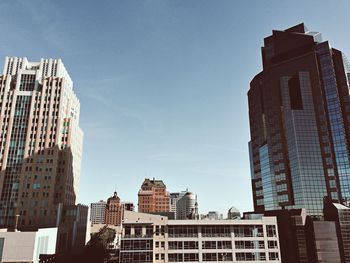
[0,227,57,262]
[120,211,281,263]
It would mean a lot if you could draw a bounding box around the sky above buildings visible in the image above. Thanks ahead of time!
[1,0,350,215]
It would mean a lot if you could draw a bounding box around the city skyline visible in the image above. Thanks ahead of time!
[2,1,350,214]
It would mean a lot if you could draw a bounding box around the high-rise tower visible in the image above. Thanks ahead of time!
[0,57,83,228]
[248,24,350,216]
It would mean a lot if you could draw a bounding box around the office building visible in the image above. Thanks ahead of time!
[176,191,197,220]
[90,200,106,225]
[105,191,123,226]
[138,178,170,213]
[248,23,350,216]
[120,210,281,263]
[0,57,83,228]
[169,191,186,216]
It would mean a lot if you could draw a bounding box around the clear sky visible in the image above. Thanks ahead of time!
[1,0,350,215]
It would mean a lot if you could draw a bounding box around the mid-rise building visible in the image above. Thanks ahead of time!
[0,57,83,228]
[105,191,122,226]
[169,191,186,216]
[138,178,170,213]
[176,192,197,220]
[90,200,106,224]
[120,211,281,263]
[248,23,350,216]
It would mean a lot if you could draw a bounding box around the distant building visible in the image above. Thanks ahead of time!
[169,191,186,216]
[227,206,241,220]
[90,200,106,224]
[120,211,281,262]
[105,192,123,226]
[205,211,223,220]
[176,192,197,220]
[122,202,134,212]
[0,227,58,263]
[138,178,170,213]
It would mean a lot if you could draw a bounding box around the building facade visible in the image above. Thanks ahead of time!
[105,191,123,226]
[90,200,106,224]
[120,211,281,263]
[176,192,197,220]
[169,192,186,217]
[0,227,58,262]
[248,23,350,216]
[138,178,170,213]
[324,198,350,262]
[0,57,83,228]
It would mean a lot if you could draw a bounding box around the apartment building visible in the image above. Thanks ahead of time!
[120,211,281,263]
[138,178,170,213]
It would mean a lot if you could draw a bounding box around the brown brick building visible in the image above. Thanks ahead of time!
[138,178,170,213]
[105,191,122,226]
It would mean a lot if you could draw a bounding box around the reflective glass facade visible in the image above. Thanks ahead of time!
[248,23,350,216]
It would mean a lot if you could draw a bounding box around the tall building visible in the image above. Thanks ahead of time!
[105,191,122,226]
[248,23,350,216]
[138,178,170,213]
[90,200,106,224]
[0,57,83,229]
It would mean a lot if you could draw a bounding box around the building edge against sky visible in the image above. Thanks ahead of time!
[0,57,84,228]
[248,23,350,216]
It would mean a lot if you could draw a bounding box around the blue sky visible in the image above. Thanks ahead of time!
[1,0,350,215]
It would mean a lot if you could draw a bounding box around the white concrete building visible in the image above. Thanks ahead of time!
[120,211,281,262]
[0,227,57,263]
[91,200,107,224]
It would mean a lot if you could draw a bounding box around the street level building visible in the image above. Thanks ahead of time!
[0,227,57,263]
[138,178,170,213]
[120,211,281,263]
[90,200,106,224]
[248,23,350,216]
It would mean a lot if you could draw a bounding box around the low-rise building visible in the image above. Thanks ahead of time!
[0,227,57,263]
[120,211,281,262]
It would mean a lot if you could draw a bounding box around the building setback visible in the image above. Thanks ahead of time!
[248,23,350,216]
[120,211,281,263]
[138,178,170,213]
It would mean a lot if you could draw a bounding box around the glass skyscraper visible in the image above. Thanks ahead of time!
[248,24,350,216]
